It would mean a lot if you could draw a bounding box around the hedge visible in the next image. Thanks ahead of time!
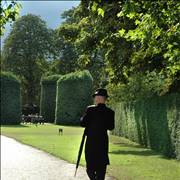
[55,70,93,125]
[111,93,180,160]
[1,72,21,125]
[40,75,61,123]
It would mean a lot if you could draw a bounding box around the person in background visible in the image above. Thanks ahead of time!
[80,88,115,180]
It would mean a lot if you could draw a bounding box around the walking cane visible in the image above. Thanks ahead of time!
[74,129,86,177]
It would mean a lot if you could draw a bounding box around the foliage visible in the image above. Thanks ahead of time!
[55,70,93,125]
[0,71,21,124]
[2,14,55,105]
[107,71,171,104]
[90,0,180,93]
[51,30,78,75]
[116,1,180,80]
[56,0,179,102]
[0,70,20,82]
[110,93,180,160]
[40,74,61,123]
[51,8,81,76]
[0,0,21,36]
[56,4,108,89]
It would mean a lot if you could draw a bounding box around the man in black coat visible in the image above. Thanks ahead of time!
[80,88,115,180]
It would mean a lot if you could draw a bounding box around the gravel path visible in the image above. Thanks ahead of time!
[1,135,115,180]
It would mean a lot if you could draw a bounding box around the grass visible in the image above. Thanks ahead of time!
[1,123,180,180]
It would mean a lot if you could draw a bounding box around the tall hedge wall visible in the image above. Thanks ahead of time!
[1,72,21,125]
[111,93,180,160]
[55,70,93,125]
[40,75,61,123]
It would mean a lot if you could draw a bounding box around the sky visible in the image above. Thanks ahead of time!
[1,0,80,47]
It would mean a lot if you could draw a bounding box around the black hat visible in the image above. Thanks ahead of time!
[92,88,109,98]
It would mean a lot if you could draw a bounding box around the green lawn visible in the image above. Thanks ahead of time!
[1,123,180,180]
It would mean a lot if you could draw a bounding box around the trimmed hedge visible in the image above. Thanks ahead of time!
[40,75,61,123]
[1,72,21,124]
[55,70,93,125]
[111,93,180,160]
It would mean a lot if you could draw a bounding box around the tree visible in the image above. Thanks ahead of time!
[58,0,179,99]
[0,0,21,36]
[51,29,78,75]
[90,0,180,93]
[2,14,55,104]
[56,3,109,88]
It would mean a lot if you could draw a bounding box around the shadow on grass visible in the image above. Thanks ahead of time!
[109,149,173,160]
[110,149,158,156]
[113,142,143,148]
[1,124,29,128]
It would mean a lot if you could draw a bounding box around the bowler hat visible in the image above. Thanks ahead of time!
[92,88,109,98]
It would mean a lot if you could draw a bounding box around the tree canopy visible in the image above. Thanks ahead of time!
[90,0,180,93]
[56,0,180,99]
[2,14,55,104]
[1,0,179,105]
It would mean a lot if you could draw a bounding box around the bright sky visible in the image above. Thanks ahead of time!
[1,0,80,47]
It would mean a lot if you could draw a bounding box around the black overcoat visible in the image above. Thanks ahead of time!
[80,103,115,169]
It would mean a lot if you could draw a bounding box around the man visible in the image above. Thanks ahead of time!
[80,88,115,180]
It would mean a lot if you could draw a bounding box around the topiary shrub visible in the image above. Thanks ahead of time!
[40,75,61,123]
[1,71,21,124]
[55,70,93,125]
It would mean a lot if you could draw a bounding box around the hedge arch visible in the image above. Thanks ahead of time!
[40,75,61,123]
[1,72,21,124]
[55,70,93,125]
